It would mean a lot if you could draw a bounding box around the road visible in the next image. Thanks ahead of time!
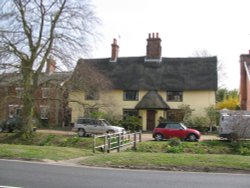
[0,159,249,188]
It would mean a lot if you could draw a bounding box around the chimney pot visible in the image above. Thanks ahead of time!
[111,38,119,62]
[46,56,56,74]
[146,32,162,60]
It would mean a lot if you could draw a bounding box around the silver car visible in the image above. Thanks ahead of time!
[72,118,126,137]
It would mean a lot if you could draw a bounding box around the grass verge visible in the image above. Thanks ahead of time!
[1,133,250,173]
[80,152,250,173]
[0,144,93,161]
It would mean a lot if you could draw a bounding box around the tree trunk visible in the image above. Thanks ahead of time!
[21,64,35,137]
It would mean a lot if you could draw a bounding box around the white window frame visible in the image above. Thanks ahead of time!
[40,106,49,119]
[8,105,22,118]
[15,87,24,98]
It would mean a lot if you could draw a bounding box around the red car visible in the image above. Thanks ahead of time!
[152,122,200,141]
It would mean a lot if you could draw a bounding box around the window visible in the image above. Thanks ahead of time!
[85,90,99,100]
[8,105,22,118]
[42,88,49,98]
[123,109,138,118]
[167,91,183,102]
[166,123,182,130]
[40,106,49,119]
[123,90,139,101]
[15,87,24,98]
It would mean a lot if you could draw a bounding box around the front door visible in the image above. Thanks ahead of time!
[147,110,156,131]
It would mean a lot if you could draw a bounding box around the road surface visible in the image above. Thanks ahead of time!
[0,159,249,188]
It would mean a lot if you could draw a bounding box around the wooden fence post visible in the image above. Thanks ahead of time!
[117,133,120,152]
[133,133,137,150]
[93,135,96,153]
[107,134,111,153]
[104,134,107,153]
[139,131,142,142]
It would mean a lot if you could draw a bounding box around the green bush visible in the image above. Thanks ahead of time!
[38,134,56,146]
[119,116,141,132]
[168,137,181,147]
[166,145,184,153]
[184,116,209,132]
[230,141,250,155]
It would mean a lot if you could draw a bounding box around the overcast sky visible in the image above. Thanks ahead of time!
[88,0,250,90]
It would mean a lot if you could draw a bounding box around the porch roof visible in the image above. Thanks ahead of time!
[135,91,170,109]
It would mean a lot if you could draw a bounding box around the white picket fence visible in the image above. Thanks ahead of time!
[93,131,142,153]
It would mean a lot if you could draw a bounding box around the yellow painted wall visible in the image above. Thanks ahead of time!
[69,89,216,130]
[158,90,216,116]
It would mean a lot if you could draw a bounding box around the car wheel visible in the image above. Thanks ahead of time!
[187,134,197,142]
[107,130,115,134]
[78,128,86,137]
[154,133,164,141]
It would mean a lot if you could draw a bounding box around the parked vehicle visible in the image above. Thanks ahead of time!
[219,109,250,140]
[72,118,126,137]
[152,122,200,141]
[0,117,37,133]
[0,117,22,132]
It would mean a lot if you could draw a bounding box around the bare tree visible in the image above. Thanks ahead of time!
[0,0,100,136]
[192,49,226,88]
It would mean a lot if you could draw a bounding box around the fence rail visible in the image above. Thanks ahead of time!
[93,131,142,153]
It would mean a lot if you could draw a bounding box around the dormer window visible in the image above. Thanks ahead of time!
[167,91,183,102]
[123,90,139,101]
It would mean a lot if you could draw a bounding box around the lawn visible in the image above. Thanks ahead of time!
[0,144,93,161]
[1,132,250,173]
[80,152,250,173]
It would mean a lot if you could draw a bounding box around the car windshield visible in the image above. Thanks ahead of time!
[180,123,187,130]
[101,120,111,126]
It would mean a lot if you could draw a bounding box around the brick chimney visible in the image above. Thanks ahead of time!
[239,51,250,110]
[110,38,119,62]
[146,32,162,61]
[46,56,56,75]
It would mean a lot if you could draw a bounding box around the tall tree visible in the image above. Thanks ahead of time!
[192,49,226,88]
[0,0,99,136]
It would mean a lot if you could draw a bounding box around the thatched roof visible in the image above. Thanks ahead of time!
[73,56,217,91]
[135,91,170,109]
[0,72,72,87]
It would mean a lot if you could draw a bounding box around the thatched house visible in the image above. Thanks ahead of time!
[69,33,217,131]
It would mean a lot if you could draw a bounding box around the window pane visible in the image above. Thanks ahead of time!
[123,90,138,101]
[123,109,138,118]
[40,106,49,119]
[15,88,24,98]
[167,91,183,102]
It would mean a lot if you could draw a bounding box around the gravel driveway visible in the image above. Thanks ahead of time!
[37,130,219,141]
